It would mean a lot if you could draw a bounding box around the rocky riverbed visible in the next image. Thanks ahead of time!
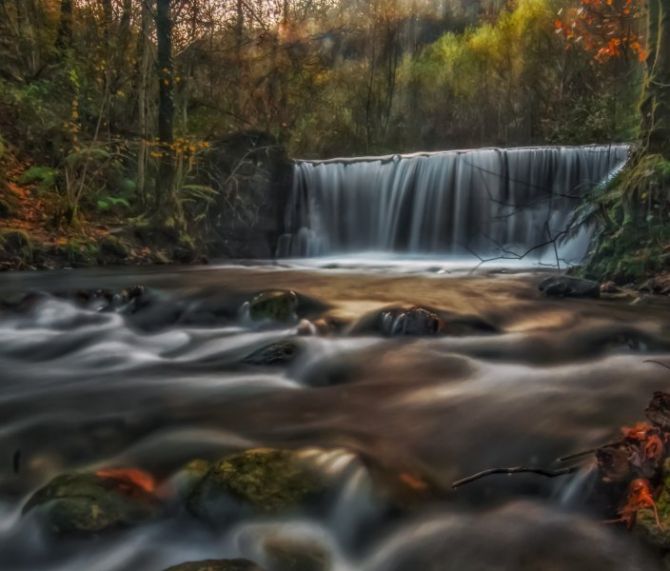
[0,262,669,570]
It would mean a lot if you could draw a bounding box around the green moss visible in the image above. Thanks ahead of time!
[188,449,325,523]
[248,291,299,323]
[22,472,160,536]
[263,537,331,571]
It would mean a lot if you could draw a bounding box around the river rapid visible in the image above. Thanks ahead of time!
[0,260,669,571]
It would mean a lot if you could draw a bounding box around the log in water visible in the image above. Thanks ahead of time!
[278,145,628,262]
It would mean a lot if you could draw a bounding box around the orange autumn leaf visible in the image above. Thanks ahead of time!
[96,467,157,494]
[399,472,428,491]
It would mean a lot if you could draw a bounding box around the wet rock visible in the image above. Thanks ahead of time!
[263,536,331,571]
[247,290,299,323]
[639,275,670,296]
[600,281,621,294]
[297,319,317,336]
[22,471,160,535]
[187,449,325,524]
[539,276,600,298]
[243,340,301,366]
[353,305,498,337]
[381,306,441,336]
[164,559,265,571]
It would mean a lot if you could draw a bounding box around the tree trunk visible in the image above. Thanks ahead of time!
[56,0,73,49]
[644,0,670,158]
[137,0,152,205]
[155,0,176,217]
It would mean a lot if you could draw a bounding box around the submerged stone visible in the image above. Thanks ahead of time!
[263,536,331,571]
[188,448,325,524]
[539,276,600,298]
[164,559,265,571]
[243,340,301,366]
[247,290,299,323]
[22,471,160,535]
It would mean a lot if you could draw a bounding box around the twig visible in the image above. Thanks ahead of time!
[556,441,621,463]
[452,465,579,489]
[644,360,670,371]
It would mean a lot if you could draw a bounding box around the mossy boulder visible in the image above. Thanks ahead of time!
[163,559,265,571]
[187,449,326,525]
[263,536,331,571]
[247,290,299,323]
[22,472,160,536]
[0,229,32,259]
[99,236,129,262]
[243,340,301,366]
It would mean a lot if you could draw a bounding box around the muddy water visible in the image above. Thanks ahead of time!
[0,262,669,571]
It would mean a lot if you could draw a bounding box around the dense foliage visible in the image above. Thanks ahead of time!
[0,0,657,269]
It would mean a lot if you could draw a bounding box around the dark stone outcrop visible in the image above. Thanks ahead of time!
[243,340,301,366]
[539,276,600,298]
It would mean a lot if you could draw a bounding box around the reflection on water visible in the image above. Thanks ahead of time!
[0,263,668,570]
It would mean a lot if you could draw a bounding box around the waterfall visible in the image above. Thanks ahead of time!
[277,145,628,264]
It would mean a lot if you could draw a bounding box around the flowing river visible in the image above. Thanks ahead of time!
[0,260,669,570]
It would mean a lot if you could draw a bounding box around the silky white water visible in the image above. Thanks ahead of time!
[278,145,628,264]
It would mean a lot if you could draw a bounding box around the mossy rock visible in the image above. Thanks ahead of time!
[635,459,670,549]
[188,449,326,524]
[163,559,265,571]
[22,472,160,536]
[99,236,129,261]
[263,536,331,571]
[247,291,299,323]
[0,229,32,259]
[0,196,15,218]
[243,340,301,366]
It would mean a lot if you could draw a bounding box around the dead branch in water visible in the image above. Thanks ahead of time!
[452,465,579,489]
[645,360,670,372]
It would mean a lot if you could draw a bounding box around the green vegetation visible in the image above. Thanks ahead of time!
[0,1,665,278]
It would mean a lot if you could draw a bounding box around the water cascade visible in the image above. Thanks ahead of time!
[278,145,628,264]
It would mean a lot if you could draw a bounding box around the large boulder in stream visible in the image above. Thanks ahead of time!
[351,305,498,337]
[164,560,265,571]
[245,290,299,323]
[186,449,327,525]
[22,470,160,535]
[539,276,600,299]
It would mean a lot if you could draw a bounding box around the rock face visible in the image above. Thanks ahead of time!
[247,290,299,323]
[164,560,265,571]
[187,449,325,525]
[197,131,292,258]
[22,471,160,535]
[539,276,600,298]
